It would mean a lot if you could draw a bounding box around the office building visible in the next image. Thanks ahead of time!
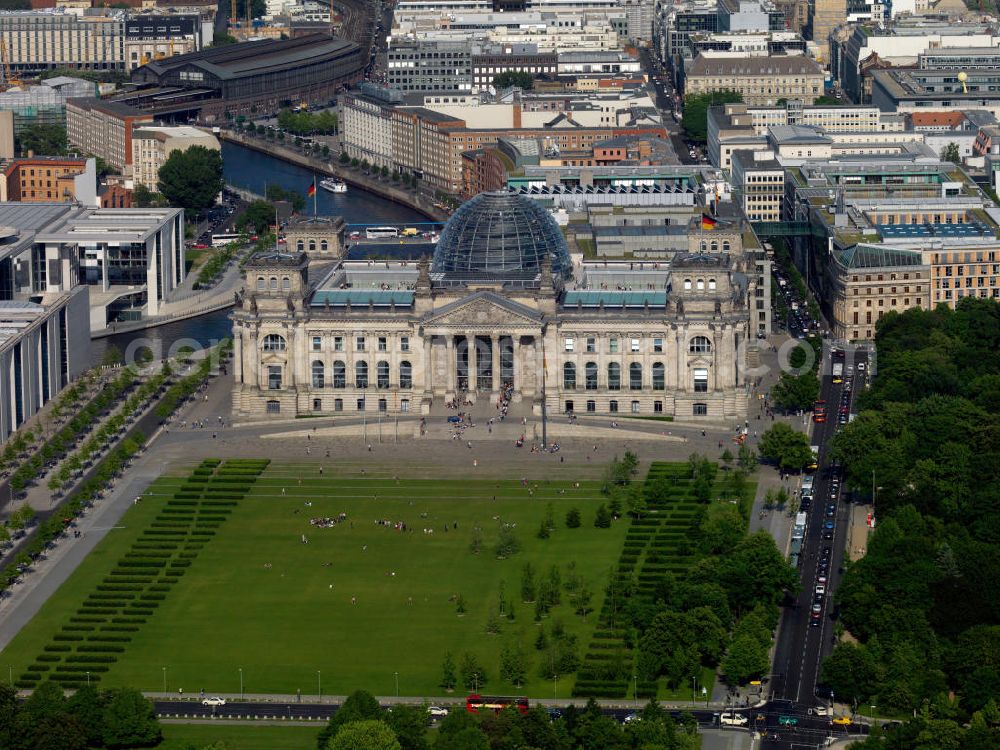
[131,125,221,189]
[66,99,153,173]
[684,55,825,105]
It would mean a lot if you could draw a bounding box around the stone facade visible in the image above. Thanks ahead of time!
[231,253,753,421]
[284,216,346,257]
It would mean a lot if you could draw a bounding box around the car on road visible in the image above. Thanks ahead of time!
[428,706,449,717]
[623,713,640,724]
[809,706,831,716]
[815,584,826,595]
[812,603,822,613]
[720,713,748,726]
[824,521,835,529]
[823,530,834,539]
[778,715,798,726]
[832,716,853,726]
[202,697,226,706]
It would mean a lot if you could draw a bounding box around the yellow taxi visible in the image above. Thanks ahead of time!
[831,716,853,726]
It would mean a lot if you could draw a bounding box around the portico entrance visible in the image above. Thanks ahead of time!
[427,332,539,401]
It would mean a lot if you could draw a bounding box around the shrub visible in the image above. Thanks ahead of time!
[77,645,125,653]
[36,655,61,662]
[43,645,72,652]
[110,617,146,624]
[100,625,139,632]
[53,634,84,641]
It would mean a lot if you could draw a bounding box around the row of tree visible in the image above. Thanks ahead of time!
[818,301,1000,743]
[0,682,161,750]
[275,109,338,136]
[312,690,700,750]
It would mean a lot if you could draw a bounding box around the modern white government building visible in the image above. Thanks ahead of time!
[232,193,757,420]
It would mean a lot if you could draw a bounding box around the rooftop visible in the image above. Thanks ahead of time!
[687,54,824,77]
[833,244,924,269]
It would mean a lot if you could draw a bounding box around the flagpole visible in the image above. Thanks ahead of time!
[313,176,317,216]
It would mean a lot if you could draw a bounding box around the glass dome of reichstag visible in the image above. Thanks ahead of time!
[431,192,571,280]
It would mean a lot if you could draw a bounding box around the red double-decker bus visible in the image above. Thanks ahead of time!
[465,694,529,715]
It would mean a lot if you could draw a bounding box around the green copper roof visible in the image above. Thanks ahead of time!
[563,290,667,308]
[311,290,414,307]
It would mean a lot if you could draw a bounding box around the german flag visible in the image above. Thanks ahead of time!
[306,181,316,197]
[701,213,717,230]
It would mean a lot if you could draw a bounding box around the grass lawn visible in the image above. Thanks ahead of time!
[3,461,628,698]
[158,723,319,750]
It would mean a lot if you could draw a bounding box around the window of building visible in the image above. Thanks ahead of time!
[378,336,388,352]
[400,399,410,413]
[313,398,322,411]
[586,399,596,413]
[400,336,410,352]
[356,336,366,351]
[564,337,574,352]
[693,368,708,392]
[693,403,708,416]
[333,361,346,388]
[311,360,324,388]
[356,361,369,388]
[377,360,390,388]
[653,400,663,413]
[630,338,640,352]
[256,277,265,291]
[334,398,343,411]
[696,279,705,291]
[652,362,665,391]
[689,336,712,353]
[282,277,290,291]
[320,240,328,252]
[708,278,717,291]
[270,277,277,290]
[266,399,280,413]
[609,338,619,354]
[629,362,642,390]
[263,334,286,351]
[608,362,621,391]
[631,400,640,413]
[378,398,387,412]
[357,398,366,411]
[296,240,304,252]
[267,365,282,390]
[312,336,321,351]
[334,336,343,352]
[684,278,692,290]
[652,337,663,353]
[563,362,576,390]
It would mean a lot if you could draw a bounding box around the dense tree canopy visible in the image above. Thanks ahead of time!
[157,145,224,215]
[758,422,814,471]
[16,124,68,157]
[681,90,742,144]
[492,71,534,91]
[821,301,1000,729]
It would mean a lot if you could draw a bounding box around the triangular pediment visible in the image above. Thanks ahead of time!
[424,291,542,328]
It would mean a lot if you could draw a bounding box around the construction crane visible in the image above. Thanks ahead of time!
[0,39,23,91]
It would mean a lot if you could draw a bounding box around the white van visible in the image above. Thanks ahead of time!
[720,713,748,726]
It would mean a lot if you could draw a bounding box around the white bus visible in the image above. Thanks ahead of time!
[366,226,399,239]
[211,233,243,247]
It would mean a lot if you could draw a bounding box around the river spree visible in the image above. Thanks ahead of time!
[88,144,429,366]
[221,141,427,224]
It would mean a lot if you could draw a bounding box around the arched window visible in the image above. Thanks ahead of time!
[710,240,718,253]
[256,276,265,291]
[689,336,712,353]
[608,362,621,391]
[696,278,705,291]
[563,362,576,390]
[700,240,707,252]
[296,240,304,252]
[585,362,598,390]
[723,241,731,253]
[683,278,692,291]
[262,334,286,351]
[320,240,328,252]
[399,361,412,388]
[355,361,368,388]
[269,277,278,290]
[629,362,642,390]
[282,276,290,290]
[311,360,325,388]
[708,278,717,291]
[333,360,346,388]
[652,362,665,391]
[377,360,390,388]
[309,240,316,252]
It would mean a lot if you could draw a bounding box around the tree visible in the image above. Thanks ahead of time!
[594,504,612,528]
[439,652,457,692]
[17,124,67,156]
[492,71,533,90]
[520,563,536,602]
[327,720,400,750]
[771,370,820,412]
[565,508,581,528]
[34,715,88,750]
[265,184,306,212]
[132,184,166,208]
[383,706,428,750]
[212,32,237,46]
[237,200,276,234]
[157,145,224,214]
[101,688,161,749]
[682,90,742,144]
[721,633,770,685]
[499,643,528,687]
[460,653,487,691]
[66,684,105,747]
[942,142,962,164]
[494,525,521,558]
[317,690,383,749]
[758,422,814,472]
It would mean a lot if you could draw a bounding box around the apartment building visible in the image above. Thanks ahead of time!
[0,157,97,205]
[66,99,152,173]
[684,55,824,105]
[131,126,220,189]
[0,10,125,72]
[731,150,783,221]
[340,84,405,170]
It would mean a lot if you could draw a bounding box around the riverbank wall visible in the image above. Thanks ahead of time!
[217,131,450,223]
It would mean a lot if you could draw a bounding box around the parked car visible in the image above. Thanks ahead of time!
[202,697,226,707]
[427,706,449,718]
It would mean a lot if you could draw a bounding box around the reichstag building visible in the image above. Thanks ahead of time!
[231,193,754,420]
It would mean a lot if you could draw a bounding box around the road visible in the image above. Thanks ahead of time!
[764,348,869,749]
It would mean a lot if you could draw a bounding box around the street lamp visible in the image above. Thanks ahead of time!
[239,668,243,701]
[162,667,167,694]
[394,671,399,698]
[633,675,638,709]
[86,671,90,686]
[692,675,697,703]
[317,670,322,701]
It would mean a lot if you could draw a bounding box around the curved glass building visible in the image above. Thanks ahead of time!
[431,192,571,280]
